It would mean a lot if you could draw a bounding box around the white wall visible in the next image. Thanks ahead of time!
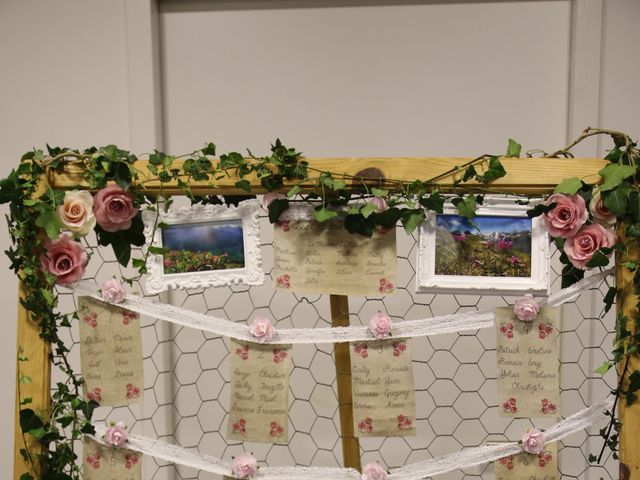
[0,0,638,479]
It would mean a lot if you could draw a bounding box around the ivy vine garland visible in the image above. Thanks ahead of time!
[2,128,637,479]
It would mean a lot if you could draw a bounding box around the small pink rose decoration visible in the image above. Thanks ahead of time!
[262,192,286,211]
[589,189,616,226]
[40,234,88,285]
[369,197,388,212]
[93,185,138,232]
[522,428,545,454]
[57,190,96,237]
[564,223,616,269]
[513,294,540,322]
[103,421,128,447]
[369,312,392,339]
[232,452,257,478]
[101,278,126,303]
[543,193,588,238]
[362,462,388,480]
[249,315,276,342]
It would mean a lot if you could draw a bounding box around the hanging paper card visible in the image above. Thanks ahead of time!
[83,437,142,480]
[272,218,397,296]
[496,306,560,417]
[494,442,557,480]
[351,338,416,437]
[227,339,291,443]
[79,296,144,406]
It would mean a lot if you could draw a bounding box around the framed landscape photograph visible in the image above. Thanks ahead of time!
[416,197,550,294]
[143,200,264,294]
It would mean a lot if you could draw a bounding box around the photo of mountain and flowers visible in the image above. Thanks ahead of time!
[1,128,639,480]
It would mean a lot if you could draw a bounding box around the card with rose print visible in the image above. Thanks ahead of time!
[83,437,142,480]
[494,442,557,480]
[496,306,560,418]
[272,208,397,296]
[79,296,144,406]
[227,339,292,443]
[351,338,416,437]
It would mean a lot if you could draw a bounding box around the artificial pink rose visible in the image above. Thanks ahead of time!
[103,421,128,447]
[362,462,388,480]
[101,278,126,304]
[249,315,276,342]
[589,189,616,226]
[369,197,388,212]
[564,223,616,269]
[40,234,88,285]
[369,312,392,339]
[262,192,286,211]
[93,185,138,232]
[543,193,588,238]
[513,294,540,322]
[232,452,257,478]
[522,428,545,454]
[57,190,95,236]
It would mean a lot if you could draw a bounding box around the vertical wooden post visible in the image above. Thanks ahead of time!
[617,223,640,480]
[330,294,362,472]
[14,282,51,480]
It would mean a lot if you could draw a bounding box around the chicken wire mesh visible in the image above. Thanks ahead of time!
[54,210,618,480]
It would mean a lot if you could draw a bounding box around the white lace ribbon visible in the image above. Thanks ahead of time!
[72,268,612,345]
[89,397,612,479]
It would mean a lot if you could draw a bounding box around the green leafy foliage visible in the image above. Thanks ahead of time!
[599,163,635,192]
[452,194,477,220]
[554,177,583,195]
[506,138,522,157]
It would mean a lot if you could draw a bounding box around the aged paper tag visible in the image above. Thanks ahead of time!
[79,296,144,406]
[351,338,416,437]
[496,306,560,417]
[83,437,142,480]
[227,339,291,443]
[495,442,557,480]
[272,218,397,296]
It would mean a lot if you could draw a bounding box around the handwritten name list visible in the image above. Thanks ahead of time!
[494,442,557,480]
[79,297,144,406]
[227,339,292,443]
[495,306,560,418]
[272,218,397,296]
[351,339,416,437]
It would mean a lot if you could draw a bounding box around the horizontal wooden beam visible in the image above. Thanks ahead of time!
[48,156,608,196]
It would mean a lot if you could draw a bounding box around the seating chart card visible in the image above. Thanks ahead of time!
[272,218,397,296]
[494,443,557,480]
[227,339,292,443]
[496,306,560,417]
[83,437,142,480]
[79,297,144,406]
[351,338,416,437]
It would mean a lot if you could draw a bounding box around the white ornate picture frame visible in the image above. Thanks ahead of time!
[416,196,550,295]
[143,200,264,294]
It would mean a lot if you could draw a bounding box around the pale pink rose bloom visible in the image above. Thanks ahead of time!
[522,428,545,454]
[103,421,127,447]
[232,452,257,478]
[543,193,588,238]
[513,294,540,322]
[362,462,388,480]
[369,312,392,339]
[369,197,388,212]
[589,189,616,226]
[57,190,96,236]
[564,223,616,269]
[93,185,138,232]
[40,234,88,285]
[101,278,126,304]
[249,315,276,342]
[262,192,286,211]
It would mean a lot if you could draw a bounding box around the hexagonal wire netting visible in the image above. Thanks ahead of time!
[54,210,618,480]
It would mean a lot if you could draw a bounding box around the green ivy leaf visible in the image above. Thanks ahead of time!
[95,213,145,267]
[267,199,290,223]
[202,142,216,156]
[602,183,631,216]
[401,209,425,235]
[20,409,44,433]
[419,192,445,213]
[462,165,477,182]
[554,177,583,195]
[527,202,555,218]
[287,185,301,198]
[561,263,584,288]
[452,194,477,220]
[599,163,635,192]
[360,202,377,219]
[344,214,374,237]
[235,179,251,193]
[595,362,613,375]
[603,286,617,314]
[506,138,522,157]
[476,157,507,184]
[35,210,62,240]
[19,473,34,480]
[314,207,338,222]
[370,208,403,229]
[371,187,388,197]
[586,250,611,268]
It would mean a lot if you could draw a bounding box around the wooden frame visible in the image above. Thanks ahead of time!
[16,155,640,480]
